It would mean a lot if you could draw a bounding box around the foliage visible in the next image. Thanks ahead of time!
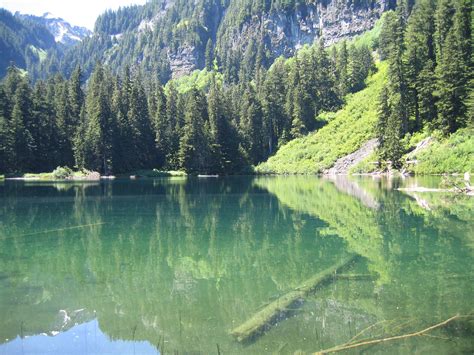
[376,0,472,168]
[409,128,474,174]
[256,62,387,174]
[51,166,73,179]
[168,69,224,94]
[21,167,96,180]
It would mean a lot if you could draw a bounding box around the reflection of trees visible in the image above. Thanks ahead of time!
[255,176,473,332]
[1,177,471,353]
[255,176,391,283]
[0,179,349,353]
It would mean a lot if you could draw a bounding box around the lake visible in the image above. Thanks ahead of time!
[0,176,472,354]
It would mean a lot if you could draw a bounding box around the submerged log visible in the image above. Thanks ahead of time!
[335,273,377,281]
[230,255,358,342]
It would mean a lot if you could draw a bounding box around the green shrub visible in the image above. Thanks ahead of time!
[410,129,474,175]
[52,166,73,180]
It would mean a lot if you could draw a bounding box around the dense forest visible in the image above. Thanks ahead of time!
[0,37,375,174]
[0,0,472,175]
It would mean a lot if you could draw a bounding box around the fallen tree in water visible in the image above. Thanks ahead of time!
[313,314,473,354]
[230,255,358,342]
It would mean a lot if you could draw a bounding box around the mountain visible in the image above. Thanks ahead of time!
[17,12,91,46]
[0,8,91,78]
[45,0,393,82]
[0,8,56,78]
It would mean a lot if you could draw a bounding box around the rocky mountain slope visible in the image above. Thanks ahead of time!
[0,9,56,77]
[0,9,91,78]
[18,12,91,46]
[31,0,393,81]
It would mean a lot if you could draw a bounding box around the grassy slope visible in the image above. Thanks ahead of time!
[409,128,474,174]
[256,62,388,174]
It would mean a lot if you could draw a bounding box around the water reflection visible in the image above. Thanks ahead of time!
[0,177,472,353]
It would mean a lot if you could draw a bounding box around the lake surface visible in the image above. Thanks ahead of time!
[0,176,473,354]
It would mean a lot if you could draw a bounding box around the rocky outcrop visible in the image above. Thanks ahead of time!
[18,13,91,46]
[169,0,392,78]
[225,0,390,60]
[325,138,379,175]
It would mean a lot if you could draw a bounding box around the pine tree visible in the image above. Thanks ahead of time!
[417,60,437,127]
[205,38,214,71]
[239,84,264,165]
[404,0,436,130]
[336,40,350,97]
[386,1,409,135]
[318,39,341,111]
[261,57,288,154]
[0,85,13,173]
[153,83,168,168]
[31,80,59,171]
[286,57,312,137]
[79,64,115,173]
[165,82,181,169]
[127,73,156,168]
[377,86,403,167]
[435,0,471,133]
[207,74,225,172]
[178,87,211,173]
[11,79,35,172]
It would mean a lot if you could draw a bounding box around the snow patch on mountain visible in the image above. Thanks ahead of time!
[17,13,92,46]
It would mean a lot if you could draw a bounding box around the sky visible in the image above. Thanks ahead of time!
[1,0,148,29]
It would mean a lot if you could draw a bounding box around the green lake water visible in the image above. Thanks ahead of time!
[0,176,473,354]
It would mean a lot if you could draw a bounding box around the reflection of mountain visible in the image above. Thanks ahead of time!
[0,178,472,353]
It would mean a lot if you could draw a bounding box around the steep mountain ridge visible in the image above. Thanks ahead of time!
[0,9,56,77]
[18,13,91,46]
[33,0,392,81]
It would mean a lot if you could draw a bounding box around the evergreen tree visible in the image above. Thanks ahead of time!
[261,57,288,154]
[68,66,84,141]
[127,73,156,168]
[404,0,436,130]
[0,85,13,172]
[417,60,437,127]
[178,87,211,173]
[31,80,58,171]
[153,83,168,168]
[205,38,214,71]
[336,40,350,97]
[435,0,471,133]
[10,78,35,172]
[77,64,115,173]
[312,39,340,111]
[165,82,181,169]
[377,87,403,167]
[239,84,264,164]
